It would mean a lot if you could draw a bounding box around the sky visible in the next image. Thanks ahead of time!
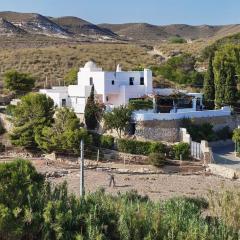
[1,0,240,26]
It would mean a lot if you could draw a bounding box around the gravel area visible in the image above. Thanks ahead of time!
[32,159,240,201]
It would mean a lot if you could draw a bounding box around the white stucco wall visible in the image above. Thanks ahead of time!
[133,107,232,121]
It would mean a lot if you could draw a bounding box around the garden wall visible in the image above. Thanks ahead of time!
[134,115,240,143]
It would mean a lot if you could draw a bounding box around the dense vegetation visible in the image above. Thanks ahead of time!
[183,120,232,142]
[1,159,240,240]
[3,70,35,96]
[152,53,204,86]
[0,44,156,87]
[203,44,239,108]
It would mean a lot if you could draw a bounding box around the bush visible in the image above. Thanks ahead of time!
[117,139,167,156]
[100,135,115,149]
[129,99,153,111]
[90,133,115,149]
[149,152,166,167]
[215,126,232,141]
[150,142,165,153]
[117,138,152,155]
[0,143,5,152]
[169,36,187,44]
[173,142,190,160]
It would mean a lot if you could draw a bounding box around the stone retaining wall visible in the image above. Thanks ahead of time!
[134,115,240,142]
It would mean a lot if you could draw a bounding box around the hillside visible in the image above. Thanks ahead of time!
[0,11,240,43]
[51,16,118,38]
[0,44,156,89]
[0,11,70,37]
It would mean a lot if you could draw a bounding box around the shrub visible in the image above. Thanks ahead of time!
[215,126,232,141]
[149,152,166,167]
[0,143,5,152]
[117,139,167,156]
[173,142,190,160]
[150,142,165,153]
[100,135,115,149]
[117,138,152,155]
[129,99,153,111]
[169,36,187,44]
[90,133,115,149]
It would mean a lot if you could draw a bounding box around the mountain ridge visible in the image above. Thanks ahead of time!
[0,11,240,42]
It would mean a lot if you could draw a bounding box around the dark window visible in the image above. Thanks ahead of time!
[112,80,115,85]
[90,77,93,85]
[140,77,144,85]
[106,96,109,102]
[62,99,66,107]
[129,77,134,85]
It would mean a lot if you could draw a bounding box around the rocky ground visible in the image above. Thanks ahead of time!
[30,159,240,201]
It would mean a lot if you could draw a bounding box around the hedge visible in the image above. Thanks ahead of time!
[90,132,114,149]
[172,142,190,160]
[117,138,166,156]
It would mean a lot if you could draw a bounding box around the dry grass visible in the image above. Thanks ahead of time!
[0,43,156,87]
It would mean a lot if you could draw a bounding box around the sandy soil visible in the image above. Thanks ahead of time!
[32,159,240,201]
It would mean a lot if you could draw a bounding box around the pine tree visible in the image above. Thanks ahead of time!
[203,53,215,109]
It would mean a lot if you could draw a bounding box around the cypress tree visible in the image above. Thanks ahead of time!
[203,53,215,109]
[84,85,98,130]
[224,63,237,106]
[214,59,227,108]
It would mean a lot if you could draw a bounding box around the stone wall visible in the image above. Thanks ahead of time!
[134,115,240,142]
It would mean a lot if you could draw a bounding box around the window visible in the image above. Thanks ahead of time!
[106,96,109,102]
[129,77,134,85]
[140,77,144,85]
[62,99,66,107]
[89,77,93,85]
[112,80,115,85]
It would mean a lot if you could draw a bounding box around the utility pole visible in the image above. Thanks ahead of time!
[80,139,85,197]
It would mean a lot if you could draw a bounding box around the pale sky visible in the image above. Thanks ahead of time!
[1,0,240,25]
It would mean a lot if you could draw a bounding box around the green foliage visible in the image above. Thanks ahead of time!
[64,67,78,85]
[183,120,232,142]
[100,135,114,149]
[204,53,215,109]
[0,143,5,152]
[128,99,153,111]
[173,142,190,160]
[0,159,240,239]
[149,152,166,167]
[152,53,204,86]
[5,104,16,116]
[117,139,166,156]
[233,128,240,152]
[213,45,239,108]
[169,36,187,44]
[4,70,35,96]
[0,120,5,135]
[10,93,55,149]
[84,85,103,130]
[103,106,132,138]
[36,107,91,154]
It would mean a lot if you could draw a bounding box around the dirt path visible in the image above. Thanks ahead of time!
[33,159,240,201]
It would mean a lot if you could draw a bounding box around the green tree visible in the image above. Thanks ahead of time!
[10,93,54,149]
[203,53,215,109]
[4,70,35,96]
[103,106,132,138]
[214,45,239,108]
[0,159,44,239]
[84,85,103,130]
[64,67,78,85]
[36,107,90,154]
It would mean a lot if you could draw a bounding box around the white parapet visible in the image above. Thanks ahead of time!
[133,106,232,122]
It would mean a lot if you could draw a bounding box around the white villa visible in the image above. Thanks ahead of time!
[40,61,232,121]
[40,61,152,114]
